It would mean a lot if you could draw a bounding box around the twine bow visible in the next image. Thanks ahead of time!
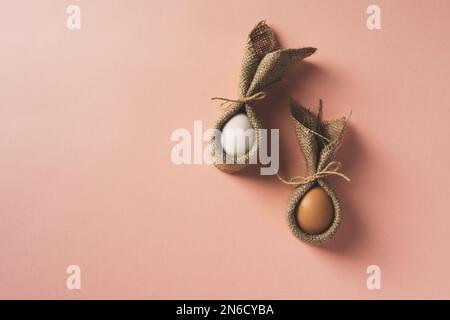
[277,161,351,186]
[211,91,267,110]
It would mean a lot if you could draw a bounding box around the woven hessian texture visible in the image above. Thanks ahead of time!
[287,99,349,244]
[212,21,316,173]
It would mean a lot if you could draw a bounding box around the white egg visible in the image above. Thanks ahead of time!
[220,113,256,157]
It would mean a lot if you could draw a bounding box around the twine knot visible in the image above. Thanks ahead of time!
[211,91,267,110]
[277,161,351,186]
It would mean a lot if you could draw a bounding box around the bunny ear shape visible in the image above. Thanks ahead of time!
[239,21,279,96]
[286,100,349,245]
[289,98,349,174]
[316,116,349,172]
[246,47,316,96]
[289,98,320,175]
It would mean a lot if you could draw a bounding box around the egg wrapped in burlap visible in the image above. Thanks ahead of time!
[211,21,316,173]
[285,99,350,244]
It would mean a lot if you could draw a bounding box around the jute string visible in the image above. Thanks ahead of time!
[277,113,350,187]
[277,161,350,186]
[211,91,267,110]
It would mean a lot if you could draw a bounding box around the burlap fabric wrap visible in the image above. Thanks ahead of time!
[287,99,349,244]
[212,21,316,173]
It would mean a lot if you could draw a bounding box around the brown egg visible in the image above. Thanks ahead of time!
[296,187,335,235]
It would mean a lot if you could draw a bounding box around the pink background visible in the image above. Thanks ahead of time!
[1,0,449,299]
